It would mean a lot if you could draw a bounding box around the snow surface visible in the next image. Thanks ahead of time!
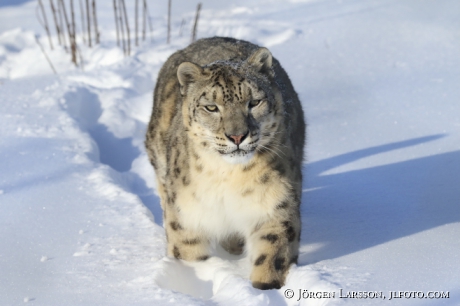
[1,0,459,305]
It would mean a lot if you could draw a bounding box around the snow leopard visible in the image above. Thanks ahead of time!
[145,37,305,290]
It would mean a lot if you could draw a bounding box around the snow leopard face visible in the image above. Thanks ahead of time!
[177,48,283,164]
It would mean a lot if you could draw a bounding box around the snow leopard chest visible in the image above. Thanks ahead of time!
[176,157,289,238]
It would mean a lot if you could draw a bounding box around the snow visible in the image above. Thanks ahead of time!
[1,0,459,305]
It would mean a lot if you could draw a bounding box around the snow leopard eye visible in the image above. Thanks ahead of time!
[249,100,261,108]
[204,105,218,112]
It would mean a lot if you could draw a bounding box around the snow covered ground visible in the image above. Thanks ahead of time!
[1,0,459,305]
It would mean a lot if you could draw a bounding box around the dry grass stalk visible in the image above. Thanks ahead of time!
[179,18,185,37]
[117,0,126,54]
[49,0,63,45]
[35,34,57,74]
[78,0,87,44]
[142,0,146,41]
[135,0,139,46]
[147,5,153,41]
[37,0,54,50]
[92,0,100,44]
[112,0,120,46]
[59,0,78,65]
[191,3,201,43]
[120,0,131,55]
[167,0,171,44]
[57,0,68,48]
[69,0,78,65]
[143,0,153,42]
[85,0,92,47]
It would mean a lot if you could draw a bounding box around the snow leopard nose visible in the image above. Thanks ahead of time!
[226,131,248,145]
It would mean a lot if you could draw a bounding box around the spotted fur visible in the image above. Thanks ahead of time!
[145,37,305,290]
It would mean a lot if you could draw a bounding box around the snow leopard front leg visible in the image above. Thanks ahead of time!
[249,205,300,290]
[163,197,211,261]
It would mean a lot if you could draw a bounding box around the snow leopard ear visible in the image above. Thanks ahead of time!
[177,62,206,95]
[246,47,274,77]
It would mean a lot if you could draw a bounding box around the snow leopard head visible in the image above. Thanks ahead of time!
[177,48,284,164]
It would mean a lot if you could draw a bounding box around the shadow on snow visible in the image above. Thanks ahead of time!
[300,134,460,264]
[63,87,163,224]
